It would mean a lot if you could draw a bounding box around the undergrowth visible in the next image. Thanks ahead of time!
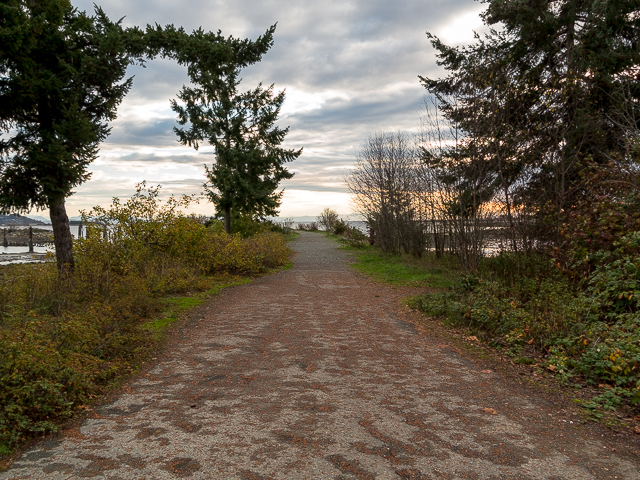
[409,247,640,415]
[345,243,457,289]
[0,185,292,455]
[334,231,640,416]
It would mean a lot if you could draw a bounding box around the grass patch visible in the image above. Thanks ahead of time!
[324,233,459,289]
[351,249,457,289]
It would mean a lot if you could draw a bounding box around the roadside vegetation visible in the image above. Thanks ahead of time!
[325,225,640,424]
[336,0,639,423]
[0,185,292,455]
[0,2,298,455]
[409,245,640,416]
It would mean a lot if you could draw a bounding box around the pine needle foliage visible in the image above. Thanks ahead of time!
[171,27,301,232]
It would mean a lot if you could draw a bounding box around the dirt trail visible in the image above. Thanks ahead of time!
[2,231,639,479]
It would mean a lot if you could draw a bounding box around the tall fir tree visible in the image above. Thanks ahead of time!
[171,35,301,233]
[421,0,640,237]
[0,0,136,271]
[0,0,275,271]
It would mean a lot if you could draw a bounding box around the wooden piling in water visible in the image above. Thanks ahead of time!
[28,226,34,253]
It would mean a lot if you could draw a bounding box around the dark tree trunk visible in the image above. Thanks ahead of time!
[224,205,231,234]
[49,197,75,273]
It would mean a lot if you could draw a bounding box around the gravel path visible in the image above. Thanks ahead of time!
[2,231,639,479]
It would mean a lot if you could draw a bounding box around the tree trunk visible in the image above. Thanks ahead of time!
[49,197,75,273]
[224,205,231,234]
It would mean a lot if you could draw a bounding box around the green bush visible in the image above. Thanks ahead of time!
[229,214,286,237]
[333,220,369,248]
[0,184,292,453]
[332,219,349,235]
[411,247,640,410]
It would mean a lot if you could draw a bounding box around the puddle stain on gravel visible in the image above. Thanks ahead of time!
[1,232,639,479]
[164,457,202,477]
[326,454,376,480]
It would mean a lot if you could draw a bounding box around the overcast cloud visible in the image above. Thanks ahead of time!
[65,0,487,218]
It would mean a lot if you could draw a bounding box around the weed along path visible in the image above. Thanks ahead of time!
[3,231,640,480]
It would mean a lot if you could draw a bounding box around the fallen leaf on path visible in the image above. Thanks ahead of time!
[547,365,557,372]
[467,336,478,342]
[527,338,534,345]
[481,370,493,374]
[437,344,449,348]
[483,408,497,415]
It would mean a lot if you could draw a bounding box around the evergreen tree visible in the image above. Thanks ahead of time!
[0,0,136,271]
[421,0,640,238]
[172,37,301,233]
[0,0,274,271]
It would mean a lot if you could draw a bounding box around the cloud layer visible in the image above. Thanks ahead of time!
[67,0,486,217]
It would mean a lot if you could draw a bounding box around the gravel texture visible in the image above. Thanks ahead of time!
[2,231,639,479]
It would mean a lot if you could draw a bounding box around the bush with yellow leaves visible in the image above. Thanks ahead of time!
[0,183,291,454]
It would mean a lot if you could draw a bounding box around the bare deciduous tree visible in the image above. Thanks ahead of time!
[316,208,339,231]
[346,132,426,257]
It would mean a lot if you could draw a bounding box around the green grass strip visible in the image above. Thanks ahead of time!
[321,232,459,289]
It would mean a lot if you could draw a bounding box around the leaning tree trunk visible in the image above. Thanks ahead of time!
[49,197,75,273]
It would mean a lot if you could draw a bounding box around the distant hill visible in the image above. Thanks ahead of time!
[0,213,46,226]
[24,214,51,224]
[269,215,361,223]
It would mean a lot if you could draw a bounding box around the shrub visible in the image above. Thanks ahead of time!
[332,219,348,235]
[297,222,319,231]
[0,184,292,453]
[228,214,286,237]
[335,221,369,248]
[411,247,640,410]
[317,208,339,231]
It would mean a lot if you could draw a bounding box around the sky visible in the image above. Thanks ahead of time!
[61,0,487,219]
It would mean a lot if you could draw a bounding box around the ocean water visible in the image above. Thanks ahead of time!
[289,220,369,233]
[0,225,56,265]
[1,246,51,254]
[0,244,53,266]
[6,225,82,238]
